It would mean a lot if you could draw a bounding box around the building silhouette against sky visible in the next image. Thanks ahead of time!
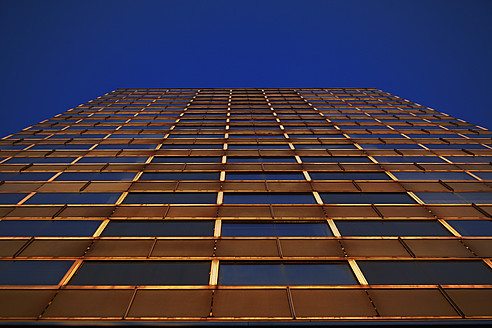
[0,88,491,325]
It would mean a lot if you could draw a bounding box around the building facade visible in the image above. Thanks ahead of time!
[0,88,491,325]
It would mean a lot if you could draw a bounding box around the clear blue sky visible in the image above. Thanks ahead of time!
[1,0,491,136]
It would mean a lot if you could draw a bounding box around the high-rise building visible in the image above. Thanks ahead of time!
[0,88,491,326]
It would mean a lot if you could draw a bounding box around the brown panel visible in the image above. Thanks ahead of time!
[280,239,344,257]
[5,206,64,218]
[342,240,409,257]
[58,206,115,218]
[43,289,133,318]
[85,240,153,257]
[219,206,271,218]
[375,205,432,218]
[462,239,492,257]
[267,182,312,192]
[20,240,91,257]
[83,182,132,192]
[151,240,214,257]
[166,206,218,218]
[447,182,492,192]
[0,183,43,192]
[272,206,325,218]
[127,289,212,318]
[399,182,448,192]
[403,239,475,258]
[222,182,267,192]
[0,206,15,217]
[367,289,459,317]
[324,205,380,218]
[216,239,278,257]
[0,240,27,257]
[65,164,106,171]
[130,182,177,191]
[37,182,86,192]
[0,290,57,318]
[341,164,381,171]
[302,164,342,171]
[358,182,406,192]
[111,206,167,218]
[212,289,291,318]
[175,182,221,191]
[224,164,263,171]
[291,289,377,317]
[428,206,486,218]
[312,182,358,192]
[445,288,492,316]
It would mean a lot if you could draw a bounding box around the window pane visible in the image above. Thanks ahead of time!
[415,192,492,204]
[0,193,29,204]
[310,172,389,180]
[226,172,305,180]
[0,260,73,285]
[160,144,223,149]
[78,157,147,163]
[374,156,445,163]
[102,220,214,237]
[24,193,121,205]
[393,172,475,181]
[123,192,217,204]
[152,156,221,163]
[444,156,492,163]
[139,172,220,181]
[447,220,492,237]
[0,220,102,237]
[69,261,210,285]
[294,144,356,150]
[335,220,451,237]
[320,193,416,204]
[358,260,492,285]
[302,156,371,163]
[5,157,76,164]
[55,172,137,181]
[0,173,56,181]
[223,193,316,204]
[227,157,296,163]
[228,144,289,150]
[473,172,492,180]
[96,144,157,149]
[221,222,332,237]
[219,263,357,285]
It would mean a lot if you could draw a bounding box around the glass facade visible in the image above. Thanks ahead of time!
[0,88,491,324]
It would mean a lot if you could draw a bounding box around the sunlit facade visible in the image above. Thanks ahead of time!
[0,88,491,325]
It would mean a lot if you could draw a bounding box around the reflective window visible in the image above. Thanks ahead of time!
[360,144,423,149]
[227,157,296,163]
[96,144,157,149]
[78,157,148,163]
[24,193,121,205]
[415,192,492,204]
[0,172,55,181]
[310,172,390,180]
[473,172,492,180]
[226,172,304,180]
[5,157,76,164]
[219,263,357,285]
[424,144,486,149]
[335,220,450,236]
[70,261,211,285]
[139,172,220,181]
[123,192,217,204]
[301,156,371,163]
[223,193,316,204]
[392,172,475,181]
[221,222,332,237]
[374,156,445,163]
[0,260,73,285]
[0,193,29,204]
[0,220,102,237]
[447,220,492,237]
[55,172,137,181]
[359,260,492,285]
[102,220,214,237]
[152,156,221,163]
[320,193,416,204]
[29,144,93,150]
[444,156,492,163]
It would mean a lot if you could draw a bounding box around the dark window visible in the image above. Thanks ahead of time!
[160,144,223,149]
[78,157,147,163]
[223,193,316,204]
[69,261,210,285]
[444,156,492,163]
[221,222,332,237]
[55,172,137,181]
[424,144,486,149]
[320,193,416,204]
[310,172,389,180]
[152,156,221,163]
[219,263,357,285]
[393,172,475,181]
[416,192,492,204]
[123,192,217,204]
[473,172,492,180]
[30,144,93,150]
[358,260,492,285]
[447,220,492,237]
[0,173,56,181]
[360,144,423,149]
[24,193,121,205]
[0,193,29,204]
[294,144,356,150]
[226,172,304,180]
[227,157,296,163]
[301,156,371,163]
[139,172,220,181]
[102,220,214,237]
[5,157,76,164]
[0,220,101,237]
[228,144,289,150]
[373,156,445,163]
[335,220,451,236]
[96,144,157,149]
[0,260,73,285]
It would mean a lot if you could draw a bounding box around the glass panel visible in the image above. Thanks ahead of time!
[102,220,214,237]
[78,157,147,163]
[139,172,220,181]
[227,157,296,163]
[69,261,210,285]
[0,193,29,204]
[310,172,390,180]
[123,192,217,204]
[416,192,492,204]
[293,144,356,150]
[221,222,332,237]
[320,193,416,204]
[447,220,492,237]
[444,157,492,163]
[0,220,102,237]
[96,144,157,149]
[0,260,73,285]
[393,172,475,181]
[374,156,445,163]
[152,157,221,163]
[219,263,357,285]
[24,193,121,205]
[228,144,289,150]
[473,172,492,180]
[5,157,76,164]
[55,172,137,181]
[301,157,371,163]
[226,172,304,180]
[0,173,56,181]
[160,144,223,149]
[223,193,316,204]
[335,220,451,236]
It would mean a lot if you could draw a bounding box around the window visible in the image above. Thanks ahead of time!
[0,260,73,285]
[123,192,217,204]
[24,193,121,205]
[415,192,492,204]
[335,220,451,236]
[219,263,357,285]
[0,173,56,181]
[447,220,492,237]
[444,157,492,163]
[360,144,423,149]
[78,157,148,163]
[227,144,290,150]
[0,220,102,237]
[29,144,93,150]
[102,220,214,237]
[223,193,316,204]
[227,157,296,163]
[96,144,157,149]
[226,172,304,180]
[160,144,223,149]
[392,172,475,181]
[293,144,356,150]
[138,172,220,181]
[221,222,332,237]
[0,193,29,204]
[301,156,371,163]
[473,172,492,180]
[152,156,221,163]
[69,261,210,285]
[310,172,390,180]
[320,193,416,204]
[358,260,492,285]
[424,144,486,149]
[373,156,445,163]
[55,172,137,181]
[5,157,77,164]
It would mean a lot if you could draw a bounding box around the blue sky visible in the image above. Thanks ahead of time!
[1,0,491,136]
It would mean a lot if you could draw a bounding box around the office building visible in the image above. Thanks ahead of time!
[0,88,491,325]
